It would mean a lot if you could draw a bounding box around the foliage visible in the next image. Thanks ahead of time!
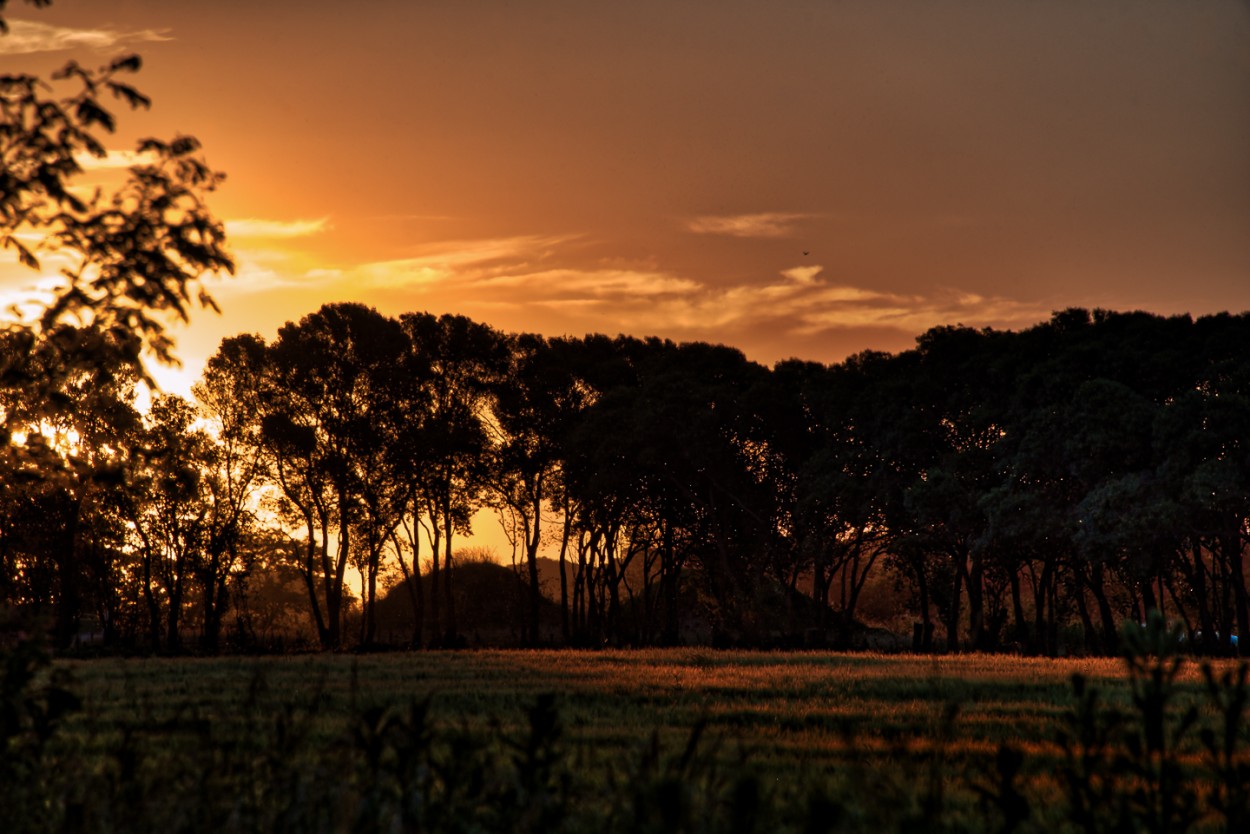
[1,0,234,652]
[1,45,232,388]
[191,308,1249,654]
[6,302,1250,653]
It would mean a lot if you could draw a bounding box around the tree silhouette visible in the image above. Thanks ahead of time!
[1,0,232,647]
[400,312,508,646]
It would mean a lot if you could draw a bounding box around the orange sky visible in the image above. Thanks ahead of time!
[3,0,1249,396]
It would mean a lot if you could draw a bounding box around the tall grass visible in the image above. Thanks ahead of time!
[2,620,1248,832]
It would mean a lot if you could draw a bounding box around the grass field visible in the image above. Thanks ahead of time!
[6,643,1249,832]
[64,650,1155,768]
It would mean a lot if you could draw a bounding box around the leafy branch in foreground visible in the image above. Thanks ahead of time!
[2,50,232,392]
[2,0,232,432]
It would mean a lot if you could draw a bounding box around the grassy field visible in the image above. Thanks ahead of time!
[7,644,1249,832]
[64,650,1157,767]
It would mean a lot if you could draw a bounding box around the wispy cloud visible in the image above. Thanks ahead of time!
[685,212,812,238]
[207,231,1054,357]
[780,265,823,286]
[73,149,159,171]
[400,234,578,266]
[346,239,1051,345]
[224,217,332,239]
[516,261,1052,344]
[346,234,579,289]
[0,20,170,55]
[478,268,698,298]
[681,266,1049,337]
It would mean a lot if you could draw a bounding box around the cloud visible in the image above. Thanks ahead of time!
[344,234,579,289]
[399,234,577,266]
[349,240,1048,344]
[685,212,812,238]
[477,268,699,298]
[781,265,823,286]
[73,149,160,171]
[563,263,1053,345]
[0,20,170,54]
[224,217,332,239]
[206,230,1054,360]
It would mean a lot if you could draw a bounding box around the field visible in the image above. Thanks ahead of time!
[8,646,1250,833]
[65,650,1151,771]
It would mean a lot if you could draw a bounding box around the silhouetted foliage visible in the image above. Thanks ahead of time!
[7,285,1250,654]
[1,0,232,649]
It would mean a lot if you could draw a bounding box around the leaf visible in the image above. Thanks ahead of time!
[137,137,168,155]
[107,81,152,110]
[108,54,143,73]
[75,99,116,132]
[51,60,82,81]
[170,136,201,157]
[1,235,40,270]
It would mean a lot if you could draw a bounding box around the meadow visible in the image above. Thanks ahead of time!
[7,638,1250,833]
[65,650,1157,772]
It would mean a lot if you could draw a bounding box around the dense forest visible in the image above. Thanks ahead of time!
[2,303,1247,656]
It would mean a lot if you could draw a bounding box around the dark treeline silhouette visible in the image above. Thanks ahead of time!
[3,303,1248,655]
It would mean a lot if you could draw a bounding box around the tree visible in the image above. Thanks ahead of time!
[564,339,779,644]
[2,55,231,391]
[193,342,268,651]
[400,312,507,646]
[119,395,212,652]
[2,0,231,435]
[0,344,139,647]
[777,355,891,641]
[1,0,232,647]
[255,304,409,650]
[492,334,590,645]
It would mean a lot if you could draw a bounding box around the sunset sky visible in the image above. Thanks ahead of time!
[2,0,1248,396]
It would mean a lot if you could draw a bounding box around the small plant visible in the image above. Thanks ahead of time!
[1,615,81,834]
[1198,663,1250,833]
[1051,611,1242,834]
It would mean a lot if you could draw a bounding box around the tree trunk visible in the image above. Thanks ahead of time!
[395,529,424,648]
[1089,562,1119,654]
[1070,566,1097,654]
[526,481,542,645]
[443,503,457,643]
[661,519,681,645]
[1008,562,1028,652]
[1188,540,1215,652]
[558,506,571,642]
[913,558,932,652]
[429,524,441,645]
[1226,526,1249,658]
[54,501,83,650]
[945,548,966,653]
[166,569,183,654]
[967,548,986,650]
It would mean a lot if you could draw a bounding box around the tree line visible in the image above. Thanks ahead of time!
[2,303,1248,655]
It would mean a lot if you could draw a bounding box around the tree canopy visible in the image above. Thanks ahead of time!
[7,298,1248,656]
